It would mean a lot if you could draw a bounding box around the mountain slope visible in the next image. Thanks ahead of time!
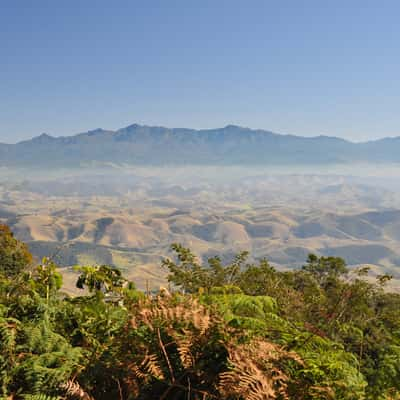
[1,123,399,167]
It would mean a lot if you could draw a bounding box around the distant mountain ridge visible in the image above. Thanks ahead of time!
[1,123,400,167]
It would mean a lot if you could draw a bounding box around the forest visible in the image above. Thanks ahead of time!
[1,224,400,400]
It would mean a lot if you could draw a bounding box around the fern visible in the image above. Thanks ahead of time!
[61,380,94,400]
[218,339,300,400]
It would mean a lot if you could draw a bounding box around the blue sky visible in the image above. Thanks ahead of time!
[1,0,399,143]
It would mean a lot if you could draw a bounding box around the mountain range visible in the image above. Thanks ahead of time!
[1,124,400,167]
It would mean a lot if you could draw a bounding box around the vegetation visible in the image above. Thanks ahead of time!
[1,224,400,399]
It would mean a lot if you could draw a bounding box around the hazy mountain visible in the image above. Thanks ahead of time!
[2,123,400,167]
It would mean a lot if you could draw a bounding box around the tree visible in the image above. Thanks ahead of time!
[302,253,348,288]
[75,264,125,294]
[163,243,249,293]
[0,224,32,278]
[34,257,63,303]
[162,244,208,293]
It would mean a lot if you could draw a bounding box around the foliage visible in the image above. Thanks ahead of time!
[162,244,248,293]
[74,264,125,294]
[2,229,400,399]
[0,223,32,278]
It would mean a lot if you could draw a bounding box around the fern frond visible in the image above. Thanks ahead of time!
[176,335,194,369]
[218,339,301,400]
[130,353,165,382]
[61,380,94,400]
[0,316,20,355]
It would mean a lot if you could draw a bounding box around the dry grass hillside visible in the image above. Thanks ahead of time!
[1,168,400,290]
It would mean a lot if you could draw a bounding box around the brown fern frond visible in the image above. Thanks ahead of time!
[131,296,214,335]
[176,335,194,369]
[144,353,165,379]
[219,355,279,399]
[61,380,94,400]
[130,353,165,381]
[218,339,301,400]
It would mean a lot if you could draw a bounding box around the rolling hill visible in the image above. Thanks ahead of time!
[4,200,400,290]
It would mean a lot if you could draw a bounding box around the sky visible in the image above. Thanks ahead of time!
[1,0,400,143]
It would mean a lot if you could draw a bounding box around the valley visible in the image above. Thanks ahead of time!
[2,166,400,291]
